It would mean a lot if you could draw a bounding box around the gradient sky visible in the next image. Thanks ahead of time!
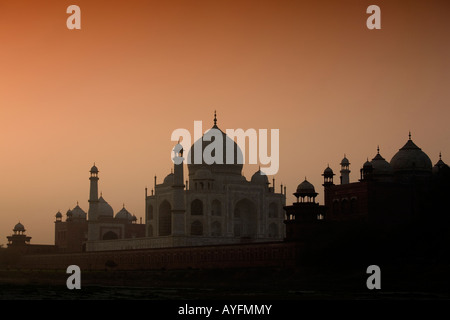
[1,0,449,244]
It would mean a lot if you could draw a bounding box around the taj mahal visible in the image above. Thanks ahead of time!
[53,113,286,252]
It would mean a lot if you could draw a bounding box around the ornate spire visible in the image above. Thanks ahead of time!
[213,110,217,126]
[377,145,380,154]
[439,152,442,160]
[409,131,412,140]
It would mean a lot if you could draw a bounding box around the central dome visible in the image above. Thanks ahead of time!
[187,122,243,177]
[390,136,432,174]
[71,204,87,219]
[98,196,114,218]
[115,206,134,222]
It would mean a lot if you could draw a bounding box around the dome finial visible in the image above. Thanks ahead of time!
[377,145,380,154]
[439,151,442,160]
[214,110,217,126]
[409,131,412,140]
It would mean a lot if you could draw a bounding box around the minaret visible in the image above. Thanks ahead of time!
[340,154,350,185]
[322,164,335,187]
[172,143,186,236]
[88,163,99,221]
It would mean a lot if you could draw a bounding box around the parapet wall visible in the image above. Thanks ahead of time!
[86,235,280,251]
[16,241,301,271]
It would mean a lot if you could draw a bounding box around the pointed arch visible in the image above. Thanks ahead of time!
[159,200,171,236]
[191,199,203,215]
[147,204,154,220]
[211,221,222,236]
[102,231,118,240]
[191,220,203,236]
[211,199,221,216]
[268,202,278,218]
[268,223,278,238]
[233,198,257,238]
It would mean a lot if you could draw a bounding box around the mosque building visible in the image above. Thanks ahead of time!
[283,132,450,240]
[54,164,146,253]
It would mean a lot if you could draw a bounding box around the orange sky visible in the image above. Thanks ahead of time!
[1,0,449,244]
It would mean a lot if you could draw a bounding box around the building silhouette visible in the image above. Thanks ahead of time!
[283,133,450,241]
[52,113,285,252]
[143,114,285,246]
[4,120,450,274]
[6,222,57,254]
[54,165,146,253]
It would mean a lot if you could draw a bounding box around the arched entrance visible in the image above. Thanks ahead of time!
[159,200,172,236]
[102,231,118,240]
[233,198,257,238]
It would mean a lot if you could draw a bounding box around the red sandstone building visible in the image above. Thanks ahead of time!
[283,134,450,240]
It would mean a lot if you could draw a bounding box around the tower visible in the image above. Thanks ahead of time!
[340,155,350,185]
[283,179,325,241]
[88,164,99,221]
[7,222,31,250]
[322,165,335,187]
[172,143,186,236]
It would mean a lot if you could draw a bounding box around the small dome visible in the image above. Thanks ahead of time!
[296,178,316,194]
[251,169,269,184]
[433,153,450,175]
[341,156,350,166]
[90,164,99,173]
[66,209,73,217]
[194,169,213,180]
[371,149,393,176]
[71,204,87,219]
[98,196,114,217]
[363,160,373,169]
[163,172,174,185]
[13,222,25,232]
[55,211,62,218]
[323,166,334,175]
[390,137,432,174]
[115,206,134,221]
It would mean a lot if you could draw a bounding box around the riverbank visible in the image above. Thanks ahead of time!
[1,263,449,300]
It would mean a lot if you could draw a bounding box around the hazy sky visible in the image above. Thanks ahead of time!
[1,0,449,244]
